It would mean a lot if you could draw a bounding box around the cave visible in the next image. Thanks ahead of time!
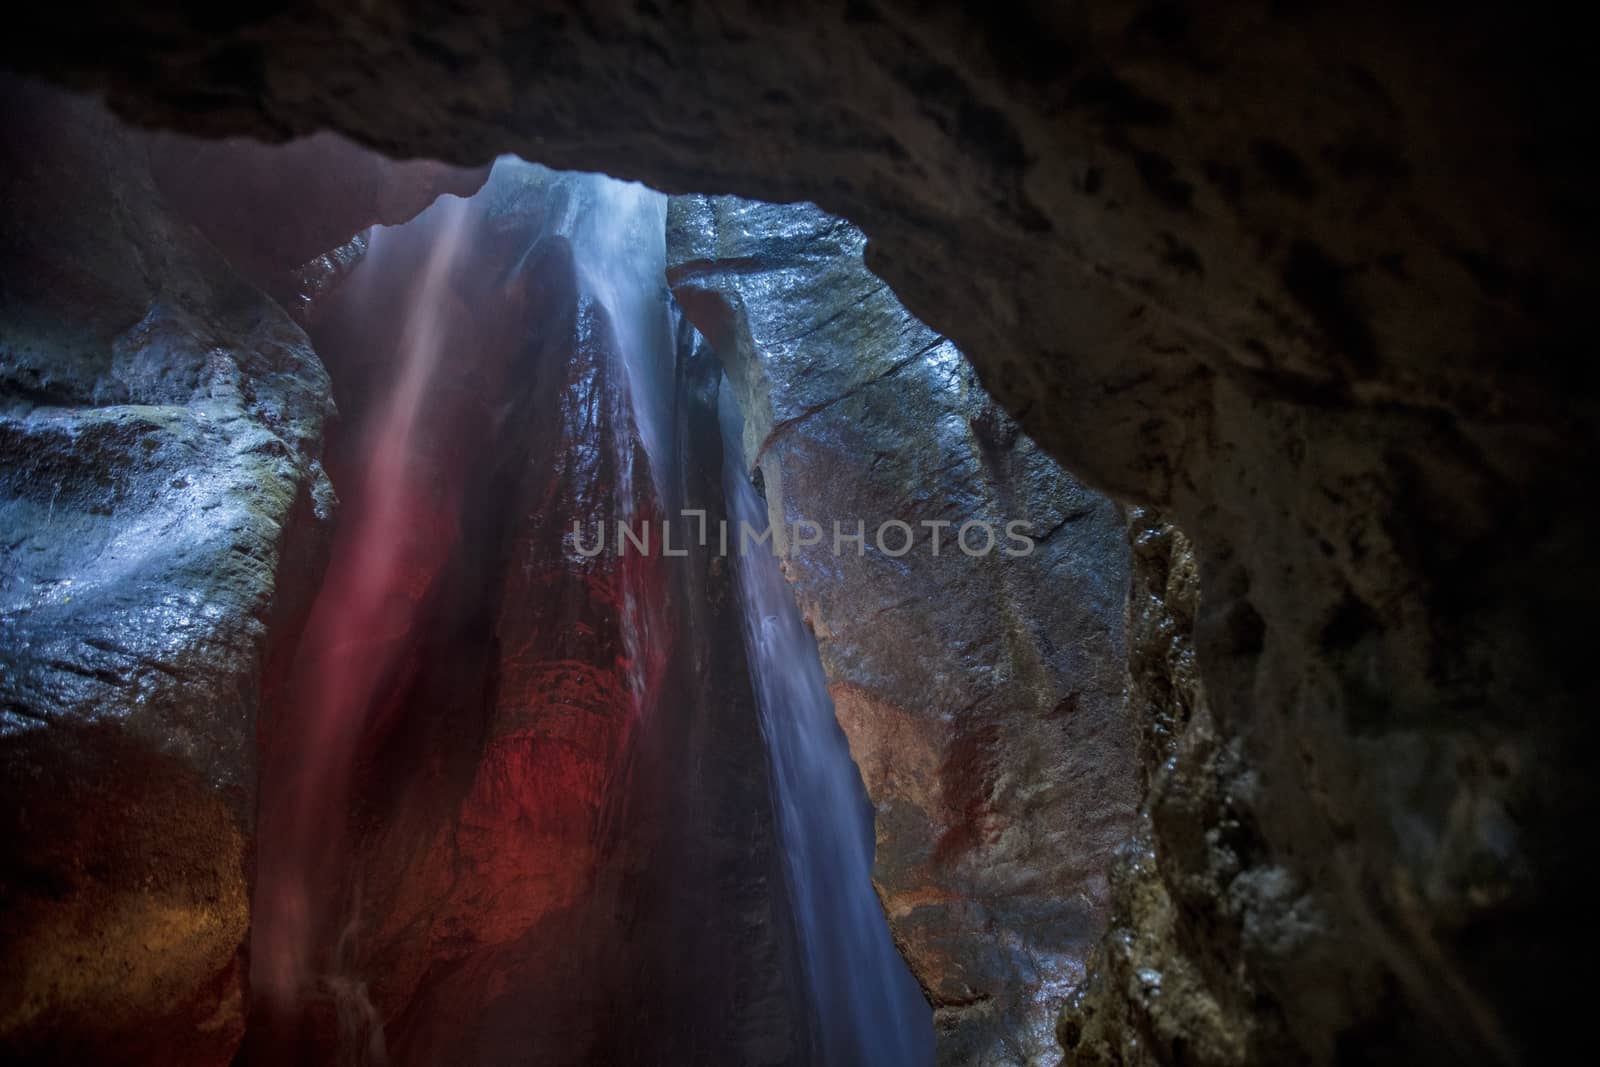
[0,6,1592,1067]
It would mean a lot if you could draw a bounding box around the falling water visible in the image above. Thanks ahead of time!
[570,176,673,494]
[559,170,934,1060]
[252,194,473,1020]
[574,175,672,715]
[720,392,936,1066]
[564,172,675,819]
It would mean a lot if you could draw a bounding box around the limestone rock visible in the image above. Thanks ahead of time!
[1056,509,1256,1065]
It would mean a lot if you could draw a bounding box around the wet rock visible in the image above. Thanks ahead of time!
[1056,509,1257,1065]
[275,231,371,328]
[669,194,1138,1065]
[238,164,648,1060]
[0,79,333,1063]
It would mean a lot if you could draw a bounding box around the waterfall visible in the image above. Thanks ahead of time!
[566,170,934,1061]
[252,194,473,1020]
[571,176,672,496]
[564,172,676,843]
[572,173,674,709]
[719,392,936,1066]
[246,161,934,1062]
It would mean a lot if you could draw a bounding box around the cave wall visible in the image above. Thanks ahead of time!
[1056,508,1240,1063]
[669,194,1138,1065]
[0,78,334,1064]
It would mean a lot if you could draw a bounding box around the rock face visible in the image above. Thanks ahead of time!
[1,82,493,1066]
[4,5,1596,1060]
[669,194,1137,1065]
[0,79,333,1063]
[1056,509,1244,1063]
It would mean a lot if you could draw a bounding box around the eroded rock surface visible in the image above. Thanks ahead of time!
[1056,509,1254,1065]
[0,79,333,1064]
[669,194,1137,1065]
